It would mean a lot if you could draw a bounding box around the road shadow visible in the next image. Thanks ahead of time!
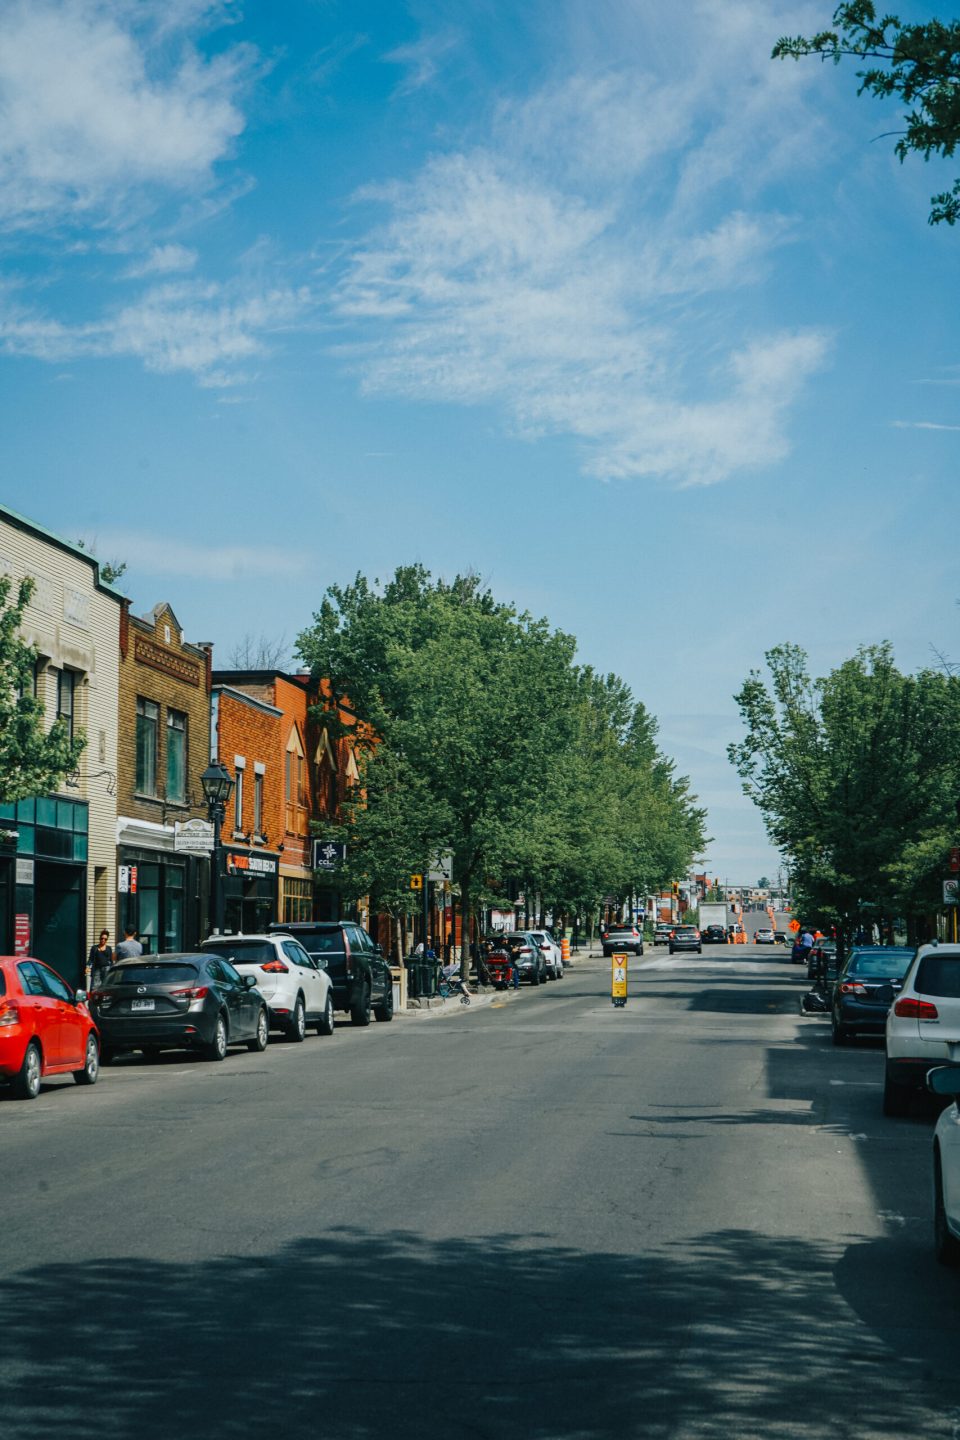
[2,1226,959,1440]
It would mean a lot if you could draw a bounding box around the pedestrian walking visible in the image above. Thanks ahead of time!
[87,930,113,989]
[114,925,143,960]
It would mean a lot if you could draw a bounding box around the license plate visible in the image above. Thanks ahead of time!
[131,999,155,1012]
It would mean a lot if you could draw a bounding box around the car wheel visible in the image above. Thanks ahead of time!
[248,1007,269,1052]
[15,1041,42,1100]
[317,993,335,1036]
[374,983,394,1022]
[286,994,306,1043]
[831,1021,848,1046]
[638,944,644,956]
[351,984,372,1026]
[100,1048,116,1067]
[882,1070,910,1116]
[73,1033,100,1085]
[934,1153,960,1266]
[205,1013,229,1062]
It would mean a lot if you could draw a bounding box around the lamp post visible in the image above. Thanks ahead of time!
[200,759,235,936]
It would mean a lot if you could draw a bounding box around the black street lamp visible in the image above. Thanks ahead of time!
[200,760,235,935]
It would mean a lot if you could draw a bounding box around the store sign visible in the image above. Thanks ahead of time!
[118,865,138,894]
[14,914,30,956]
[312,840,346,872]
[15,858,34,886]
[226,853,277,876]
[174,819,215,854]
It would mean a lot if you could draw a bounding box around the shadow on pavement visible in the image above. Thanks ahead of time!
[2,1226,959,1440]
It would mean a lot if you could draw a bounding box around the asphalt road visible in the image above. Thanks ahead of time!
[3,945,959,1440]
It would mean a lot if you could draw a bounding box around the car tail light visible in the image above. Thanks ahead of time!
[840,981,867,995]
[0,1000,19,1027]
[893,997,939,1019]
[260,959,289,973]
[170,985,210,1001]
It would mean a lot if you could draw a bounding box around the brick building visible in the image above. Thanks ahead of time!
[210,682,282,933]
[116,602,213,953]
[0,504,122,989]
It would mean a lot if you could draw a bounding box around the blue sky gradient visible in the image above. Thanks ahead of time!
[1,0,957,883]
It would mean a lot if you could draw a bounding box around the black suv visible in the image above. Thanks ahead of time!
[268,921,393,1026]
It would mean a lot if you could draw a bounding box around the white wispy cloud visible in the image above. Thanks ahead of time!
[0,0,254,230]
[0,278,311,383]
[336,1,832,486]
[125,244,199,277]
[892,420,960,432]
[382,31,459,96]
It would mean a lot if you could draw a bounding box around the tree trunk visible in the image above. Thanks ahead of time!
[460,875,472,982]
[394,914,404,963]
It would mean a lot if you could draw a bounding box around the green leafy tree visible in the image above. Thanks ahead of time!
[729,642,960,938]
[774,2,960,223]
[0,575,86,803]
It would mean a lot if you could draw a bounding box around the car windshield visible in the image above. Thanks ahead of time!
[915,955,960,998]
[846,949,914,978]
[299,932,344,954]
[105,962,198,985]
[204,941,275,966]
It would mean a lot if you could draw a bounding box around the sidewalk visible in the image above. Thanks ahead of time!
[402,953,588,1017]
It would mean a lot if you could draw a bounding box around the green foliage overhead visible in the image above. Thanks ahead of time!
[0,574,86,804]
[298,566,706,938]
[729,641,960,928]
[774,1,960,223]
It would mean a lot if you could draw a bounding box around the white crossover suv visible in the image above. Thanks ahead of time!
[201,933,334,1042]
[884,943,960,1116]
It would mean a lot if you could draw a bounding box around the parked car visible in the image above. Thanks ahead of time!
[653,924,673,946]
[503,932,546,985]
[670,925,702,955]
[268,921,394,1024]
[600,924,644,957]
[831,946,915,1045]
[0,955,100,1099]
[927,1066,960,1264]
[529,930,563,978]
[884,943,960,1115]
[807,939,837,983]
[754,927,776,945]
[701,924,727,945]
[773,930,789,945]
[201,933,334,1040]
[92,954,269,1062]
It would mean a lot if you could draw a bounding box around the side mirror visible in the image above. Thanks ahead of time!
[374,943,384,956]
[75,989,87,1003]
[242,974,257,990]
[926,1066,960,1096]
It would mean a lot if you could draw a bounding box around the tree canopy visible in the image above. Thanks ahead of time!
[729,642,960,935]
[774,2,960,223]
[298,566,706,960]
[0,575,86,804]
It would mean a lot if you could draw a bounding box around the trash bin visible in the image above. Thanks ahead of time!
[405,957,421,1000]
[421,957,440,997]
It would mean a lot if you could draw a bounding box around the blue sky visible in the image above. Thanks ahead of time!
[1,0,958,885]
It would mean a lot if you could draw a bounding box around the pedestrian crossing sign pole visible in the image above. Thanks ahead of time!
[611,952,628,1008]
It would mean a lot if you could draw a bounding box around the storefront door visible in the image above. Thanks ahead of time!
[34,861,85,991]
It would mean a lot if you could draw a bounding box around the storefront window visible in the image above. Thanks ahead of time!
[136,698,159,795]
[166,710,187,803]
[283,877,313,923]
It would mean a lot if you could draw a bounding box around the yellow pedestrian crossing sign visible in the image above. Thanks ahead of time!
[611,952,628,1007]
[410,875,423,890]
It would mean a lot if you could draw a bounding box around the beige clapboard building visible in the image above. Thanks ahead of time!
[0,504,123,989]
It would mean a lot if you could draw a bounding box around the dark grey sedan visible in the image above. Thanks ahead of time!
[91,954,269,1062]
[831,946,915,1044]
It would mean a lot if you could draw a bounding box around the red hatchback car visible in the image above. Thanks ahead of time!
[0,955,100,1099]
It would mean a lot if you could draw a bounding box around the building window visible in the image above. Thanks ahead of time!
[286,726,306,834]
[283,877,313,923]
[166,710,187,803]
[57,668,76,743]
[254,770,264,837]
[234,761,245,834]
[136,698,159,794]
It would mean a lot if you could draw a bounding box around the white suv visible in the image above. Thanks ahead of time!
[884,943,960,1115]
[201,933,334,1042]
[530,930,563,979]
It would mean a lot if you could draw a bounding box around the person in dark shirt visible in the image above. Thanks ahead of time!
[88,930,113,988]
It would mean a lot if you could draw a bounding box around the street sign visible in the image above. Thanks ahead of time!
[14,914,29,956]
[788,918,801,932]
[944,879,959,906]
[951,848,960,874]
[312,840,346,872]
[611,952,628,1007]
[118,864,138,894]
[410,874,423,890]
